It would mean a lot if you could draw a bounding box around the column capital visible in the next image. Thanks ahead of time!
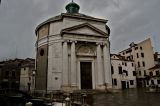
[103,43,107,46]
[96,42,103,45]
[70,40,77,43]
[62,40,70,43]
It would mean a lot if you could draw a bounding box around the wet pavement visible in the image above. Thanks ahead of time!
[92,89,160,106]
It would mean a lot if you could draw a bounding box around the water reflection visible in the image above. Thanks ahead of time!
[1,89,160,106]
[92,89,160,106]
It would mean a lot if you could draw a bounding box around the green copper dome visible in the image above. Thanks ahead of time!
[65,1,80,14]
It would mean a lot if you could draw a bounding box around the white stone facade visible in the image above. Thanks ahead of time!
[111,54,137,89]
[35,13,112,91]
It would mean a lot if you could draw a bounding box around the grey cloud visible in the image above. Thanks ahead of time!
[0,0,160,60]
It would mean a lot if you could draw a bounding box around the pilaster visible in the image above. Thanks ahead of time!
[96,43,104,89]
[103,42,112,88]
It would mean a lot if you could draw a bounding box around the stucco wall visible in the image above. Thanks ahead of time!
[111,58,137,89]
[36,45,48,90]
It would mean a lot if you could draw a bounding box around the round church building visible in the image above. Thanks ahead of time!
[35,1,112,91]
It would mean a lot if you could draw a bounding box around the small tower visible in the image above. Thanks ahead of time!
[65,0,80,14]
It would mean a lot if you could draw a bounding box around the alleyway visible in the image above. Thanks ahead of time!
[92,89,160,106]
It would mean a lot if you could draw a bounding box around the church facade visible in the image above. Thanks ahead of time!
[35,1,112,91]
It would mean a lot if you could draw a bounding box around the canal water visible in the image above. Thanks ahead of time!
[92,89,160,106]
[1,89,160,106]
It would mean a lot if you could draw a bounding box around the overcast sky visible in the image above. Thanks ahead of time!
[0,0,160,60]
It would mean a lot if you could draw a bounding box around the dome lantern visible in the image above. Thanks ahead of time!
[65,0,80,14]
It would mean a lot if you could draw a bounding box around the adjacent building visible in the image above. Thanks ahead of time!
[119,38,155,87]
[35,1,112,91]
[19,58,35,92]
[111,54,136,89]
[0,59,23,89]
[148,64,160,87]
[154,52,160,65]
[0,58,35,90]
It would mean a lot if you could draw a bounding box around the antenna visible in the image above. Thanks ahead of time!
[15,44,17,59]
[72,0,73,2]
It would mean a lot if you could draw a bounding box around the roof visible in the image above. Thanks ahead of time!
[119,38,151,53]
[21,63,35,68]
[148,64,160,70]
[35,13,108,35]
[0,58,35,67]
[111,54,134,62]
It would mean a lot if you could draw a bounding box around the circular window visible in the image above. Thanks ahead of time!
[40,49,44,56]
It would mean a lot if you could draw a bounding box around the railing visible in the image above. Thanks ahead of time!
[30,90,90,106]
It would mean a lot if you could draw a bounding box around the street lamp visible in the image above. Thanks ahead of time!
[32,70,36,91]
[27,70,36,93]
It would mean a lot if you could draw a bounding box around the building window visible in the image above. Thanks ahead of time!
[40,49,45,56]
[149,72,153,76]
[18,63,21,67]
[131,55,133,59]
[125,62,127,66]
[5,71,9,78]
[127,56,130,60]
[118,66,122,74]
[133,71,136,76]
[137,53,139,58]
[122,62,124,65]
[123,52,125,55]
[130,80,134,85]
[141,53,144,58]
[135,47,138,50]
[12,71,16,79]
[142,61,145,67]
[138,62,140,67]
[140,46,143,50]
[139,71,141,76]
[146,80,149,85]
[111,66,114,74]
[151,80,154,85]
[157,80,160,84]
[123,70,128,76]
[126,71,128,76]
[156,71,159,76]
[24,68,26,70]
[114,79,117,85]
[132,63,134,67]
[144,70,146,76]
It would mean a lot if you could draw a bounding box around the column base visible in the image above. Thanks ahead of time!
[61,85,79,92]
[96,83,112,90]
[96,84,105,90]
[71,85,78,90]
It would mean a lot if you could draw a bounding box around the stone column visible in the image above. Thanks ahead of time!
[62,41,69,87]
[103,42,112,88]
[71,41,77,89]
[96,43,103,88]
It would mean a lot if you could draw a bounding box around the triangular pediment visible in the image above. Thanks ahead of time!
[70,26,103,36]
[61,23,108,37]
